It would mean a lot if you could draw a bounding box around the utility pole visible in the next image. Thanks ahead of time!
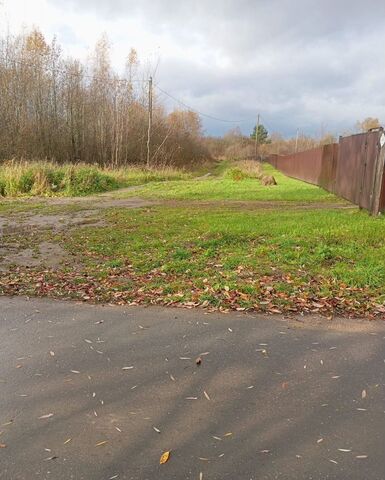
[254,113,260,161]
[146,76,153,169]
[295,128,299,153]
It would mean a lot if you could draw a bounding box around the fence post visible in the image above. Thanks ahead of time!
[370,132,385,215]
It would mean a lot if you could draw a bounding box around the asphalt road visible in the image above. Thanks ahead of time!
[1,296,385,480]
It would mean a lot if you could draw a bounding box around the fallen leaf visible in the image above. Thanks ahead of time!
[70,370,80,374]
[160,451,170,464]
[49,351,55,357]
[39,413,54,419]
[317,438,324,444]
[224,432,233,437]
[153,426,161,433]
[362,389,367,399]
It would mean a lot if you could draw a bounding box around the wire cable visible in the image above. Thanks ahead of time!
[154,84,255,124]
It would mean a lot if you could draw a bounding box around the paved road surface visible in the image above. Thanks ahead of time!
[1,296,385,480]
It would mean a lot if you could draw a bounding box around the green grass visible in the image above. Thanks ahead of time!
[116,164,341,203]
[11,204,377,316]
[67,206,385,287]
[1,159,383,316]
[0,161,189,197]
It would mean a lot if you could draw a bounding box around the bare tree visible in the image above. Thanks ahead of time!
[0,29,210,168]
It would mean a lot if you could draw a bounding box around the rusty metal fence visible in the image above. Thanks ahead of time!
[268,129,385,214]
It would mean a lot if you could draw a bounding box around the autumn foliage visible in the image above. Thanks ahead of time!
[0,30,209,168]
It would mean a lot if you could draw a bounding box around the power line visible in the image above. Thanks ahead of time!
[0,52,265,128]
[154,84,255,124]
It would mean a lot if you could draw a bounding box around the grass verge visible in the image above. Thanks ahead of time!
[1,204,385,317]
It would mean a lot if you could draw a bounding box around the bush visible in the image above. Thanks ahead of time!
[64,167,120,196]
[224,161,262,181]
[225,168,249,181]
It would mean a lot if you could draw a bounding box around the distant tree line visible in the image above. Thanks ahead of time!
[204,117,383,160]
[0,29,208,167]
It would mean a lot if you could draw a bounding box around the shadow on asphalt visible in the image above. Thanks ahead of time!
[0,297,384,480]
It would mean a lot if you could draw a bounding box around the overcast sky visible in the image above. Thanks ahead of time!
[2,0,385,137]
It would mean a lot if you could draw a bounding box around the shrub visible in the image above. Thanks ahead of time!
[64,166,120,196]
[225,167,249,181]
[224,161,262,181]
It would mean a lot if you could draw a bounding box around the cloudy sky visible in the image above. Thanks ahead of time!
[1,0,385,137]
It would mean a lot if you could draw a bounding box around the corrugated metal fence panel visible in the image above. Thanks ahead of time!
[268,144,338,188]
[335,131,382,209]
[267,129,385,214]
[318,143,339,192]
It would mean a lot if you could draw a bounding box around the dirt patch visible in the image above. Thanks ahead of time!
[0,241,69,271]
[0,195,155,272]
[0,209,112,234]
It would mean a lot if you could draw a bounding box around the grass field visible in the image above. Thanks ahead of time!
[117,164,340,203]
[0,161,384,317]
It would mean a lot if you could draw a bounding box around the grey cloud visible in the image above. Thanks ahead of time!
[48,0,385,136]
